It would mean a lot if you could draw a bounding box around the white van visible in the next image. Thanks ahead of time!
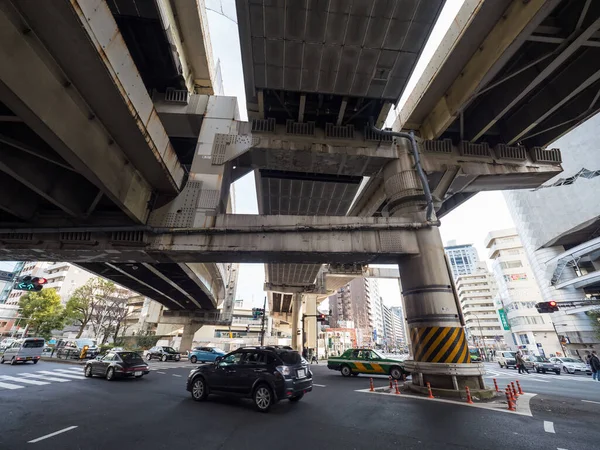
[0,337,45,365]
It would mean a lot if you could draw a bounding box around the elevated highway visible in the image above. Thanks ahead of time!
[0,0,227,317]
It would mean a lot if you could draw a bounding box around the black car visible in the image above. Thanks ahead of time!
[84,351,150,380]
[146,346,181,362]
[186,346,313,412]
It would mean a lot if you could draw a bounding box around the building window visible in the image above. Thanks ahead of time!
[519,334,530,345]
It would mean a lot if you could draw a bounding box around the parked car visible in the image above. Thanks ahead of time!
[497,351,517,369]
[188,346,226,364]
[56,338,99,359]
[526,355,561,374]
[146,346,181,362]
[549,357,592,375]
[84,351,150,380]
[187,346,313,412]
[327,348,407,379]
[0,337,45,365]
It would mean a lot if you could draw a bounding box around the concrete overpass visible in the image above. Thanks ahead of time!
[0,0,230,321]
[1,0,596,394]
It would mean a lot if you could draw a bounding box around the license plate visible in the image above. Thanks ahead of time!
[135,371,142,376]
[26,357,32,360]
[297,369,306,379]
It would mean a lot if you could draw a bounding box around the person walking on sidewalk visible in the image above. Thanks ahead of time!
[590,351,600,381]
[516,352,530,374]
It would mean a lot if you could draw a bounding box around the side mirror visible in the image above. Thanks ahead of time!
[215,356,223,364]
[95,355,102,360]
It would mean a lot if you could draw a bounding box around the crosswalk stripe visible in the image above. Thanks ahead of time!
[0,375,50,385]
[36,371,83,379]
[21,373,70,383]
[58,367,85,373]
[0,381,24,390]
[54,368,84,375]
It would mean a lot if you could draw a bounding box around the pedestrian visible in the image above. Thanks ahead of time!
[311,348,319,364]
[590,351,600,381]
[516,351,530,374]
[302,347,308,360]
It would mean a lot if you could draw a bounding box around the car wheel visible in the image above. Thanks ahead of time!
[175,355,180,362]
[146,354,152,361]
[563,366,569,374]
[542,369,546,374]
[191,377,208,401]
[10,357,16,365]
[555,370,560,375]
[106,367,115,381]
[498,362,503,368]
[33,359,38,364]
[341,365,352,377]
[0,356,4,364]
[390,366,403,380]
[289,393,304,402]
[536,368,540,373]
[84,365,93,377]
[254,384,273,412]
[190,356,197,364]
[161,355,167,362]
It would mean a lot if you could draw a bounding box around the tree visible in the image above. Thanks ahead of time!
[589,309,600,339]
[19,289,65,339]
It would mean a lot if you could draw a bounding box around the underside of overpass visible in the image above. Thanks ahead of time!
[0,0,224,312]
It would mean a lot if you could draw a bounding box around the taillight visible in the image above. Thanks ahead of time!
[276,365,291,376]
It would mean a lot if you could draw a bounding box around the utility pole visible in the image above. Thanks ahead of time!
[260,296,266,346]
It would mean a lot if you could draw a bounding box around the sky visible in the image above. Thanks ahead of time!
[203,0,516,308]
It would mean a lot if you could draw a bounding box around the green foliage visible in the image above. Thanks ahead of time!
[588,309,600,339]
[19,289,66,339]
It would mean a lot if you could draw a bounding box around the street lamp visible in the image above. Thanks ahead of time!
[551,322,568,356]
[471,313,490,362]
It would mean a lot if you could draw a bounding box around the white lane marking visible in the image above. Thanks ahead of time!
[59,367,85,373]
[21,374,70,383]
[36,371,82,380]
[172,374,182,377]
[157,371,166,374]
[582,400,600,405]
[0,381,24,390]
[0,375,49,386]
[544,421,555,434]
[53,369,84,376]
[27,425,78,443]
[313,384,326,387]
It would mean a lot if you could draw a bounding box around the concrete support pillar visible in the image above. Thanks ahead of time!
[291,294,302,351]
[303,294,318,352]
[179,322,202,353]
[382,140,488,394]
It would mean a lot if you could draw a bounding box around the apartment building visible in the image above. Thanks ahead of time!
[486,229,562,356]
[445,242,480,280]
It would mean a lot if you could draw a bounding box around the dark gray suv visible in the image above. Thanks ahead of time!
[186,346,313,412]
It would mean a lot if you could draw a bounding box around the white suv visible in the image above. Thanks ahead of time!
[497,351,517,369]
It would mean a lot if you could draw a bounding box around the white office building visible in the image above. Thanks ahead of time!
[485,229,562,356]
[445,242,480,280]
[456,263,503,348]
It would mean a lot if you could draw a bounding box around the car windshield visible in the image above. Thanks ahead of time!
[76,339,96,347]
[561,358,579,363]
[504,352,516,358]
[277,350,301,365]
[533,356,548,362]
[119,352,144,363]
[371,350,385,359]
[162,347,177,353]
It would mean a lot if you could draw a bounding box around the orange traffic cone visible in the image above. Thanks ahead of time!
[511,381,519,397]
[493,378,499,392]
[426,382,434,399]
[505,389,516,411]
[369,378,374,392]
[465,386,474,404]
[389,376,393,389]
[394,380,401,395]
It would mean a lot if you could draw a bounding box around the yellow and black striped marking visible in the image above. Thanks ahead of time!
[410,327,470,364]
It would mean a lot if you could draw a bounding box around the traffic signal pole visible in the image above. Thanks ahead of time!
[259,296,266,346]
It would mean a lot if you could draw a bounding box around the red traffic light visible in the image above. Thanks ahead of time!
[34,277,47,284]
[549,301,557,307]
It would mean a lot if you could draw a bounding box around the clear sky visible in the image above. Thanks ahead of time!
[204,0,516,308]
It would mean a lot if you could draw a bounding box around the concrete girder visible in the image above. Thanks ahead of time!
[0,175,38,220]
[0,215,422,264]
[0,143,97,218]
[465,16,600,143]
[171,0,215,94]
[413,0,560,140]
[0,1,163,223]
[363,267,400,279]
[12,0,185,197]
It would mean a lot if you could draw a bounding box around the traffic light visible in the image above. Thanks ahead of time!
[535,301,559,313]
[317,313,329,325]
[14,276,48,292]
[252,308,265,319]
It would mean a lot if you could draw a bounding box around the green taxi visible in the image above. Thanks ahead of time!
[327,348,407,379]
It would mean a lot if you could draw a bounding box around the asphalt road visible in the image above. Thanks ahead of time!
[1,359,599,449]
